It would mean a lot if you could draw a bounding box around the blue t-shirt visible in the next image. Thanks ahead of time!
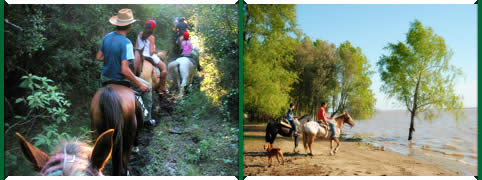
[286,109,294,121]
[100,32,135,80]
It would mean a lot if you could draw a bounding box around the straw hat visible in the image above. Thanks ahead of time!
[109,8,137,26]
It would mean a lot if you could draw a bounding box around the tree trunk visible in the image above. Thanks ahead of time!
[408,110,415,140]
[408,74,421,140]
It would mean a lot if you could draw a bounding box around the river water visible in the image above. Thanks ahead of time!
[342,108,477,175]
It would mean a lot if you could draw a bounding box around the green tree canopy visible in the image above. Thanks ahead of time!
[292,37,338,115]
[377,20,464,140]
[331,41,376,119]
[243,5,298,119]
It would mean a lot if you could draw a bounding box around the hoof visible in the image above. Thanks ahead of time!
[330,152,335,156]
[308,153,313,156]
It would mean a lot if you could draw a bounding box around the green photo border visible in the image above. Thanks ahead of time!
[238,0,244,179]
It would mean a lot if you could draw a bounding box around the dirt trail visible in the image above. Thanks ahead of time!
[243,124,456,176]
[128,92,176,175]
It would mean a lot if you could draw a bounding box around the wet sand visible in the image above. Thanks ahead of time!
[243,124,456,176]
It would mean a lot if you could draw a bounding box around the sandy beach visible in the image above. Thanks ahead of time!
[243,124,456,176]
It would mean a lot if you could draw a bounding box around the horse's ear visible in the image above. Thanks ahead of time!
[16,132,49,171]
[91,129,115,171]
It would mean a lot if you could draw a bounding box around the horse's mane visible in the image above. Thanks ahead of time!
[40,141,100,176]
[298,114,311,121]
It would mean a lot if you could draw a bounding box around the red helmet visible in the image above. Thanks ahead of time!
[145,19,156,30]
[183,32,189,39]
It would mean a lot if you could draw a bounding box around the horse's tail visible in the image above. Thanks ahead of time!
[303,129,308,151]
[99,87,124,175]
[167,60,180,84]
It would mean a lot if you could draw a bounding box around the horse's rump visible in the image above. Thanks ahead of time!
[91,85,137,175]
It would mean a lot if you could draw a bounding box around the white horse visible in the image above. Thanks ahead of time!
[167,48,199,97]
[302,112,355,156]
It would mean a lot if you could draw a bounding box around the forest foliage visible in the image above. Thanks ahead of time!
[243,5,376,121]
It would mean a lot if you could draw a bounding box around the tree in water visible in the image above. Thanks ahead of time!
[377,20,464,140]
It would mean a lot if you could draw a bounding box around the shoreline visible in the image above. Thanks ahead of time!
[243,124,458,176]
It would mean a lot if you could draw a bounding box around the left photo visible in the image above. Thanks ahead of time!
[5,4,239,176]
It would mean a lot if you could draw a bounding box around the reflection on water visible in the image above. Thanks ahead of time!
[342,108,477,175]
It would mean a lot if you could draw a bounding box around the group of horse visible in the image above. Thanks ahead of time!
[15,48,198,176]
[265,112,355,156]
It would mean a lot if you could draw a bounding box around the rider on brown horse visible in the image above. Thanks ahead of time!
[96,8,155,126]
[317,102,336,137]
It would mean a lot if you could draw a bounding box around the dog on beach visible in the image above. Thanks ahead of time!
[264,144,284,166]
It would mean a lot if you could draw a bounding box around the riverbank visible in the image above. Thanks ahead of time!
[243,124,457,176]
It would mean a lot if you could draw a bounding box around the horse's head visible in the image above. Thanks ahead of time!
[342,112,355,127]
[157,51,168,62]
[16,129,115,176]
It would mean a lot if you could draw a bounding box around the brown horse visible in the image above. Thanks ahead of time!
[16,129,115,176]
[89,50,145,176]
[302,112,355,156]
[140,51,168,110]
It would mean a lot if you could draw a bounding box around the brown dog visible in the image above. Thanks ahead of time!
[264,144,284,166]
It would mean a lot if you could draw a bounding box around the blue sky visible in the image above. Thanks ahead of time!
[296,5,477,110]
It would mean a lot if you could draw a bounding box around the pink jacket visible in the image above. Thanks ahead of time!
[181,40,193,55]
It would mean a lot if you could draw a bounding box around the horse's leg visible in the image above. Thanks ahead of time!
[293,134,298,153]
[334,137,340,154]
[330,138,335,156]
[309,135,315,156]
[123,119,137,176]
[280,153,284,165]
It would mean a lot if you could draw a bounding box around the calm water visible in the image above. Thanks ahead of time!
[342,108,477,175]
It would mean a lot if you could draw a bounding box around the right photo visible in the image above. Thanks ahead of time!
[243,4,477,176]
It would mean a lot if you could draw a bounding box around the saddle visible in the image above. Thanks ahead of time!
[280,119,292,129]
[317,120,330,136]
[102,80,147,118]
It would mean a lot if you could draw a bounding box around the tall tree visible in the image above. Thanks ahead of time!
[377,20,464,140]
[243,5,298,119]
[331,41,376,119]
[292,38,338,116]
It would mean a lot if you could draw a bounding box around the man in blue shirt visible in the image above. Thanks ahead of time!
[96,8,155,126]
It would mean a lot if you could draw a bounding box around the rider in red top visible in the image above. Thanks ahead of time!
[317,102,336,137]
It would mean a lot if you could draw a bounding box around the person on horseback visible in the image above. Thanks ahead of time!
[286,103,297,136]
[180,32,193,57]
[136,19,169,94]
[317,102,336,137]
[95,8,156,126]
[179,31,201,71]
[176,17,189,41]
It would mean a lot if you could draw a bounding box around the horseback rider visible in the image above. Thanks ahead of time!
[176,17,189,42]
[286,103,297,136]
[317,102,336,137]
[95,8,156,126]
[179,31,201,71]
[136,19,169,94]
